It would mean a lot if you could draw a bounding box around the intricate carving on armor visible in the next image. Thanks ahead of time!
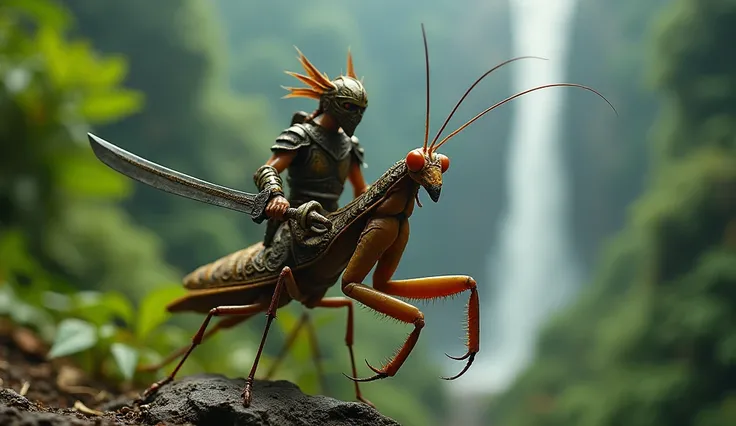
[183,221,294,289]
[248,222,291,275]
[183,160,409,289]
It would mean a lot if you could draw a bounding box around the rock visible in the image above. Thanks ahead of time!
[139,374,401,426]
[0,375,399,426]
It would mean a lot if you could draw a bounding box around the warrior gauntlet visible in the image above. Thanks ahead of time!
[253,165,285,199]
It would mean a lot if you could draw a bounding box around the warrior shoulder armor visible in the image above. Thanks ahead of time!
[271,124,311,152]
[350,135,366,166]
[290,111,309,125]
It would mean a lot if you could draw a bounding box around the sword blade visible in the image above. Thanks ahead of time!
[87,132,270,219]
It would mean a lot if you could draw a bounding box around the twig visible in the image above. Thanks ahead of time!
[19,381,30,396]
[73,400,104,416]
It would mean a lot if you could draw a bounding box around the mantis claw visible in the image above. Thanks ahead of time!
[444,351,472,361]
[342,372,388,383]
[341,359,389,382]
[364,358,385,375]
[440,352,476,381]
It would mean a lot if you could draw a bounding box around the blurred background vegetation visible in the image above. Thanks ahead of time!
[1,0,734,425]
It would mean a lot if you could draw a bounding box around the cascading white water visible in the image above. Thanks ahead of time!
[446,0,581,424]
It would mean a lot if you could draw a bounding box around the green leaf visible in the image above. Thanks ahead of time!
[48,318,98,359]
[136,285,187,341]
[85,55,130,88]
[79,90,144,124]
[41,291,72,312]
[36,26,70,89]
[100,292,135,324]
[110,343,139,381]
[70,290,135,326]
[0,285,55,334]
[99,324,117,340]
[0,285,18,316]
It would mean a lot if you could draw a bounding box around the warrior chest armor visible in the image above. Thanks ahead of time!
[271,121,364,211]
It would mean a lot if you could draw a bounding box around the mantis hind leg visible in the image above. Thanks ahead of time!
[262,311,327,394]
[137,315,253,373]
[312,297,373,407]
[261,296,372,406]
[135,303,267,405]
[136,266,292,408]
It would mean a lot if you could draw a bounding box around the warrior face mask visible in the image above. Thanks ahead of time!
[282,48,368,137]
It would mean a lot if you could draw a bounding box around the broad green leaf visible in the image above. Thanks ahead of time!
[41,291,71,312]
[99,324,117,341]
[48,318,98,359]
[136,285,187,341]
[0,285,55,333]
[71,291,135,326]
[110,343,139,381]
[79,90,144,123]
[100,292,135,325]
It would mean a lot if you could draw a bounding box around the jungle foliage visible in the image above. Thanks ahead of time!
[488,0,736,424]
[0,1,450,425]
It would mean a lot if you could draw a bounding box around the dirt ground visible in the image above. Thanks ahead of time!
[0,318,399,426]
[0,318,148,425]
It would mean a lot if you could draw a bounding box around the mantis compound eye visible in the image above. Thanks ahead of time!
[406,149,426,172]
[437,154,450,173]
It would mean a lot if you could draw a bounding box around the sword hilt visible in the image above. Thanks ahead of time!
[251,194,332,235]
[284,205,332,235]
[249,190,274,224]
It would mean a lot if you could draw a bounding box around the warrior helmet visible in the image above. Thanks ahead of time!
[282,47,368,137]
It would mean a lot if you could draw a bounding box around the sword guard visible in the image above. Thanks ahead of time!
[250,190,274,224]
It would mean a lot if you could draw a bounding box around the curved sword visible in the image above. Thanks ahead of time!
[87,132,274,223]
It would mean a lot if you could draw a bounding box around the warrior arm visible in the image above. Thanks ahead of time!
[348,160,368,198]
[253,124,307,197]
[348,136,368,198]
[265,151,296,173]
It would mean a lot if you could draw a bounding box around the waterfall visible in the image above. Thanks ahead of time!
[446,0,581,423]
